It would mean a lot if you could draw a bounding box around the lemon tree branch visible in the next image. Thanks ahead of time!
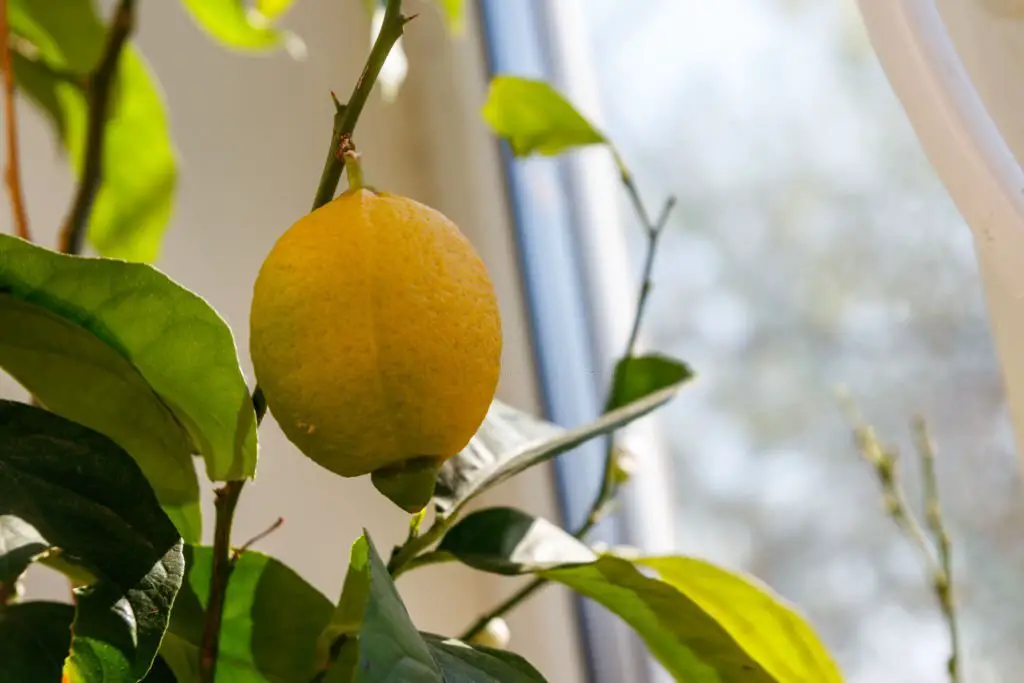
[1,0,31,241]
[200,4,411,682]
[58,0,136,255]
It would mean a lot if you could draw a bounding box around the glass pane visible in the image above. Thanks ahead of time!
[581,1,1022,681]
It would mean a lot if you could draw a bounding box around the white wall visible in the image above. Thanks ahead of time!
[0,2,585,680]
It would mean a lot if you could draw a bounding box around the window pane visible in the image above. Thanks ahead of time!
[581,1,1022,681]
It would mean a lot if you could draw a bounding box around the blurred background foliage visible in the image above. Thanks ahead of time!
[580,1,1023,682]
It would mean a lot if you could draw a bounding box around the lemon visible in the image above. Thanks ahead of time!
[250,187,502,504]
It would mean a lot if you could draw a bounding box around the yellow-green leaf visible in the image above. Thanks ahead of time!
[180,0,302,54]
[482,76,607,157]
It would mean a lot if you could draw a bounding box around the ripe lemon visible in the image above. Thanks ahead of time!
[250,188,502,497]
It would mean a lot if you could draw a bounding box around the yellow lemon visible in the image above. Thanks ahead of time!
[250,188,502,497]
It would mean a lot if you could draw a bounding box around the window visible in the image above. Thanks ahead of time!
[485,1,1024,682]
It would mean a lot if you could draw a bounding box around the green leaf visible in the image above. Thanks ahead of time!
[318,533,548,683]
[0,602,74,683]
[0,401,185,683]
[541,555,843,683]
[608,354,693,411]
[354,534,443,682]
[180,0,302,53]
[434,382,685,517]
[482,76,606,157]
[0,234,258,491]
[434,0,466,33]
[160,545,334,683]
[9,0,178,262]
[0,293,200,541]
[639,557,843,683]
[420,634,548,683]
[0,515,48,583]
[438,507,595,575]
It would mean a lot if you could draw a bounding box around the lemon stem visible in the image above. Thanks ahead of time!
[344,150,365,190]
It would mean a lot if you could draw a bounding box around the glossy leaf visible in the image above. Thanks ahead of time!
[0,602,74,683]
[608,354,693,411]
[438,507,595,575]
[421,634,547,683]
[0,293,200,540]
[542,555,842,683]
[0,234,258,489]
[0,401,185,683]
[9,0,177,262]
[353,534,443,682]
[434,382,684,517]
[482,76,606,157]
[639,556,843,683]
[160,546,333,683]
[181,0,302,53]
[318,534,548,683]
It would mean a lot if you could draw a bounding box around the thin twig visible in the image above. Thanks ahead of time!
[233,517,284,559]
[310,0,410,211]
[912,417,962,683]
[460,576,545,642]
[845,400,962,683]
[1,0,31,240]
[452,168,676,636]
[57,0,136,255]
[575,191,676,539]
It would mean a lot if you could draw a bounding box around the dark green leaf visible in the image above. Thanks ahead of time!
[0,602,74,683]
[354,534,443,683]
[482,76,606,157]
[0,401,184,683]
[319,534,548,683]
[541,555,843,683]
[0,515,47,583]
[421,634,548,683]
[434,382,684,517]
[639,556,843,683]
[160,545,334,683]
[9,0,177,262]
[180,0,302,53]
[438,507,595,575]
[0,234,258,495]
[608,354,693,411]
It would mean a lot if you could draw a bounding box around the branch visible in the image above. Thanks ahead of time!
[201,4,411,679]
[310,0,410,212]
[844,401,962,683]
[57,0,136,255]
[197,479,243,683]
[459,576,545,642]
[912,417,962,683]
[1,0,31,241]
[576,191,676,539]
[452,164,676,637]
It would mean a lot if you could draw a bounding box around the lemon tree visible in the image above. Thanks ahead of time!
[0,1,846,682]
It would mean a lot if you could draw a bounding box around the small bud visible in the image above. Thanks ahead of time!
[611,448,638,484]
[469,618,511,650]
